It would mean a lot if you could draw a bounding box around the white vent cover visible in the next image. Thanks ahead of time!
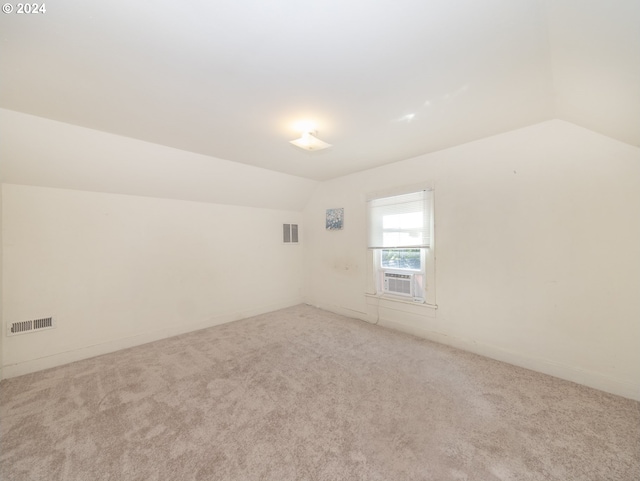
[283,224,299,243]
[7,317,56,336]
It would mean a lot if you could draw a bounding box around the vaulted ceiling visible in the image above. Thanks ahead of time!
[1,0,638,181]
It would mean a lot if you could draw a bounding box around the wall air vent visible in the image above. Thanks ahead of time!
[7,317,56,336]
[283,224,299,244]
[383,272,414,297]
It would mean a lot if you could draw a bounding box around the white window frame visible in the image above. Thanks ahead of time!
[367,185,435,306]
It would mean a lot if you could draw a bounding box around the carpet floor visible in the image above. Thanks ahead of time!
[1,304,639,480]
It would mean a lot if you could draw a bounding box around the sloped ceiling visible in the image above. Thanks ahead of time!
[0,0,638,181]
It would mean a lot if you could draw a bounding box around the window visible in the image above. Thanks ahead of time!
[381,248,421,270]
[367,189,434,303]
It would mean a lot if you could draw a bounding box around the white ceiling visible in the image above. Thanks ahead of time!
[1,0,638,181]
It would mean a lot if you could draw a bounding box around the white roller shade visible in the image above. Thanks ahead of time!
[368,190,431,249]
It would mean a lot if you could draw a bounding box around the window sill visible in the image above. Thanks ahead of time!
[365,293,437,310]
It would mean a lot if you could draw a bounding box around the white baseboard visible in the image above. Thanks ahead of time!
[305,301,370,323]
[8,298,637,402]
[376,316,640,402]
[304,297,640,402]
[1,298,303,379]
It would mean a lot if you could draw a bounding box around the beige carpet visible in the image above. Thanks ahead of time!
[1,305,639,480]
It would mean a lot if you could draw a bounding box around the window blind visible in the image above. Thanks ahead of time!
[368,190,431,249]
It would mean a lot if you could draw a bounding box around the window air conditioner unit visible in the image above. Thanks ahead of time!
[383,271,414,297]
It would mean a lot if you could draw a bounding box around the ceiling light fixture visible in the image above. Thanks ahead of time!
[289,131,332,151]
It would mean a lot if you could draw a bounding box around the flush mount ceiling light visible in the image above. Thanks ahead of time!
[289,131,332,151]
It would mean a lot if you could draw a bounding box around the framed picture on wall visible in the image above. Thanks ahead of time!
[326,208,344,230]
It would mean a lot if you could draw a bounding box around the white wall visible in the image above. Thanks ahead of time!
[2,184,305,377]
[303,120,640,400]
